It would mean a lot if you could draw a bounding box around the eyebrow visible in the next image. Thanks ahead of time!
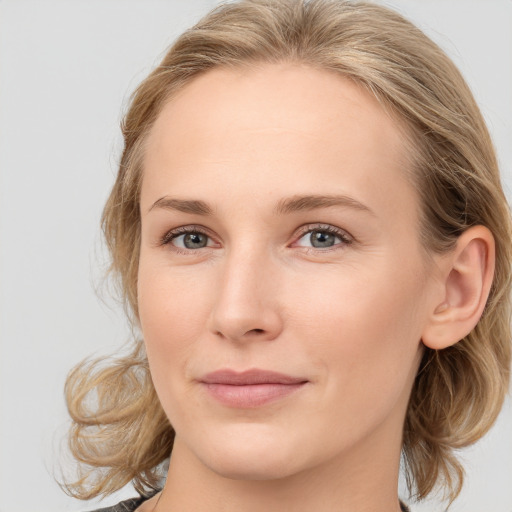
[274,194,375,216]
[148,194,374,216]
[148,197,213,215]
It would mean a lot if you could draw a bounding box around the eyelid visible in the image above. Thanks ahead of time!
[158,222,353,253]
[291,223,354,247]
[160,224,219,248]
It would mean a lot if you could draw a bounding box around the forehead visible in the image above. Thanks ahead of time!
[142,62,417,224]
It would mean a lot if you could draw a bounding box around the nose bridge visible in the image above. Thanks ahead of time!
[208,243,282,342]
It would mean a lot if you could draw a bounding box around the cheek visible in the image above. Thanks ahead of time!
[138,281,206,435]
[291,258,425,345]
[138,257,213,337]
[291,261,425,413]
[137,262,213,400]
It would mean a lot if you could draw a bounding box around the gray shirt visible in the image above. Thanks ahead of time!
[86,495,411,511]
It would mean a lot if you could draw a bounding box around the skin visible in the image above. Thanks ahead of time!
[135,63,486,512]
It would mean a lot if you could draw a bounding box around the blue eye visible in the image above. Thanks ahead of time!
[173,232,210,249]
[161,224,351,253]
[308,230,339,248]
[295,227,350,249]
[161,227,216,251]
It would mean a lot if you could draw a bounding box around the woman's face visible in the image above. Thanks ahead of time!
[138,63,440,480]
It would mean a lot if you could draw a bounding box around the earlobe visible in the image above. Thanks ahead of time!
[422,225,495,350]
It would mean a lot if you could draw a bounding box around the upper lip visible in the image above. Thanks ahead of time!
[200,369,308,385]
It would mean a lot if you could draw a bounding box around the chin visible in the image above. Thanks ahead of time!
[205,453,298,482]
[191,424,306,481]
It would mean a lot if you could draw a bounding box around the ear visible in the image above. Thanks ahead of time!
[422,225,495,350]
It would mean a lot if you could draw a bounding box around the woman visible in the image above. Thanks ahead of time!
[64,1,512,511]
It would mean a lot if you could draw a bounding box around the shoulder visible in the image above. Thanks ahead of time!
[85,495,146,512]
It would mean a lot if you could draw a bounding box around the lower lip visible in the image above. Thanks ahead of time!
[202,382,306,408]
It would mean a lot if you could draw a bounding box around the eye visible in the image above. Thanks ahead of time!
[173,232,210,249]
[294,226,351,249]
[161,226,217,251]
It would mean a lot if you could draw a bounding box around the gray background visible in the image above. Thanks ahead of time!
[0,1,511,511]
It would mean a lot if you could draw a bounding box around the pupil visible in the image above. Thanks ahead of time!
[311,231,335,248]
[184,233,207,249]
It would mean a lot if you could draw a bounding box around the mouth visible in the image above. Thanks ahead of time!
[199,369,309,408]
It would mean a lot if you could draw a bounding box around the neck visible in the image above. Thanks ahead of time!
[155,423,404,512]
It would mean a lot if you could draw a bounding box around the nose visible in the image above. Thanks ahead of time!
[207,249,283,343]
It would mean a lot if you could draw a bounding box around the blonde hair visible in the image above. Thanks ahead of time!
[64,0,512,504]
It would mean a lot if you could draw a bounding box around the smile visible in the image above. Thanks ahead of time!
[199,369,309,408]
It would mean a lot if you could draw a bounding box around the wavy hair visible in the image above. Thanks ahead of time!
[64,0,512,504]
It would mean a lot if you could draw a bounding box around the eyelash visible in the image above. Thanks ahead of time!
[294,224,353,252]
[159,223,353,254]
[159,225,216,254]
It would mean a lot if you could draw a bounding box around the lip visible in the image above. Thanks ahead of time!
[199,369,308,408]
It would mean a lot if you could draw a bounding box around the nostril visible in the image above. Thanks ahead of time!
[251,329,265,334]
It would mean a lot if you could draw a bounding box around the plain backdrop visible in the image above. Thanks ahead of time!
[0,1,511,511]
